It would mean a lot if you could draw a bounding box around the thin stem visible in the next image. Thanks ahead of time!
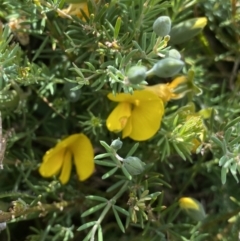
[90,181,129,241]
[0,200,74,223]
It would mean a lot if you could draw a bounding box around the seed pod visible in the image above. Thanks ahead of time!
[123,156,145,175]
[147,57,184,78]
[110,138,123,151]
[127,66,147,84]
[153,16,171,37]
[170,17,207,45]
[166,49,181,60]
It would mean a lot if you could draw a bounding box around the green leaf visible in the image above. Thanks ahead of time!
[113,205,129,217]
[211,135,223,149]
[81,203,107,218]
[219,156,228,166]
[98,225,103,241]
[224,116,240,130]
[114,17,122,39]
[172,142,186,160]
[85,196,108,202]
[147,192,161,200]
[112,206,125,233]
[223,158,233,169]
[224,127,232,142]
[229,136,240,146]
[102,166,119,179]
[77,221,96,231]
[126,143,139,157]
[32,36,49,62]
[84,62,96,71]
[221,167,228,184]
[123,49,139,66]
[106,180,126,193]
[230,162,238,178]
[94,160,116,167]
[121,166,132,180]
[132,41,143,52]
[99,141,112,152]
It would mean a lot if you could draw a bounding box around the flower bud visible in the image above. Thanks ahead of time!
[170,17,207,45]
[64,82,81,102]
[166,49,181,60]
[123,156,145,175]
[147,57,184,78]
[110,138,123,151]
[179,197,206,221]
[127,66,147,84]
[0,90,19,112]
[153,16,171,37]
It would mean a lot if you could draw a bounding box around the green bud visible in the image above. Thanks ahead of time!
[166,49,181,60]
[110,138,123,151]
[127,66,147,84]
[147,57,184,78]
[170,17,207,45]
[153,16,171,37]
[63,82,81,102]
[179,197,206,221]
[123,156,145,175]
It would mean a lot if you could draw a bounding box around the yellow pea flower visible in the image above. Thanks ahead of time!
[58,2,90,20]
[179,197,200,210]
[144,76,187,102]
[106,90,164,141]
[179,197,206,221]
[39,133,94,184]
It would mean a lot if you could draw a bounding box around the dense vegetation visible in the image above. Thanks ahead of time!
[0,0,240,240]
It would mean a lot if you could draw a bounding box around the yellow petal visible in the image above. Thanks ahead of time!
[59,3,89,19]
[169,76,187,89]
[106,102,132,132]
[108,89,160,103]
[145,76,187,102]
[59,150,72,184]
[122,116,132,138]
[179,197,199,210]
[193,17,207,29]
[71,134,94,181]
[145,84,172,102]
[57,133,83,148]
[107,92,135,102]
[39,147,65,178]
[128,91,164,141]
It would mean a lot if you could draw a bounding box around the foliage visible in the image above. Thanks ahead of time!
[0,0,240,240]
